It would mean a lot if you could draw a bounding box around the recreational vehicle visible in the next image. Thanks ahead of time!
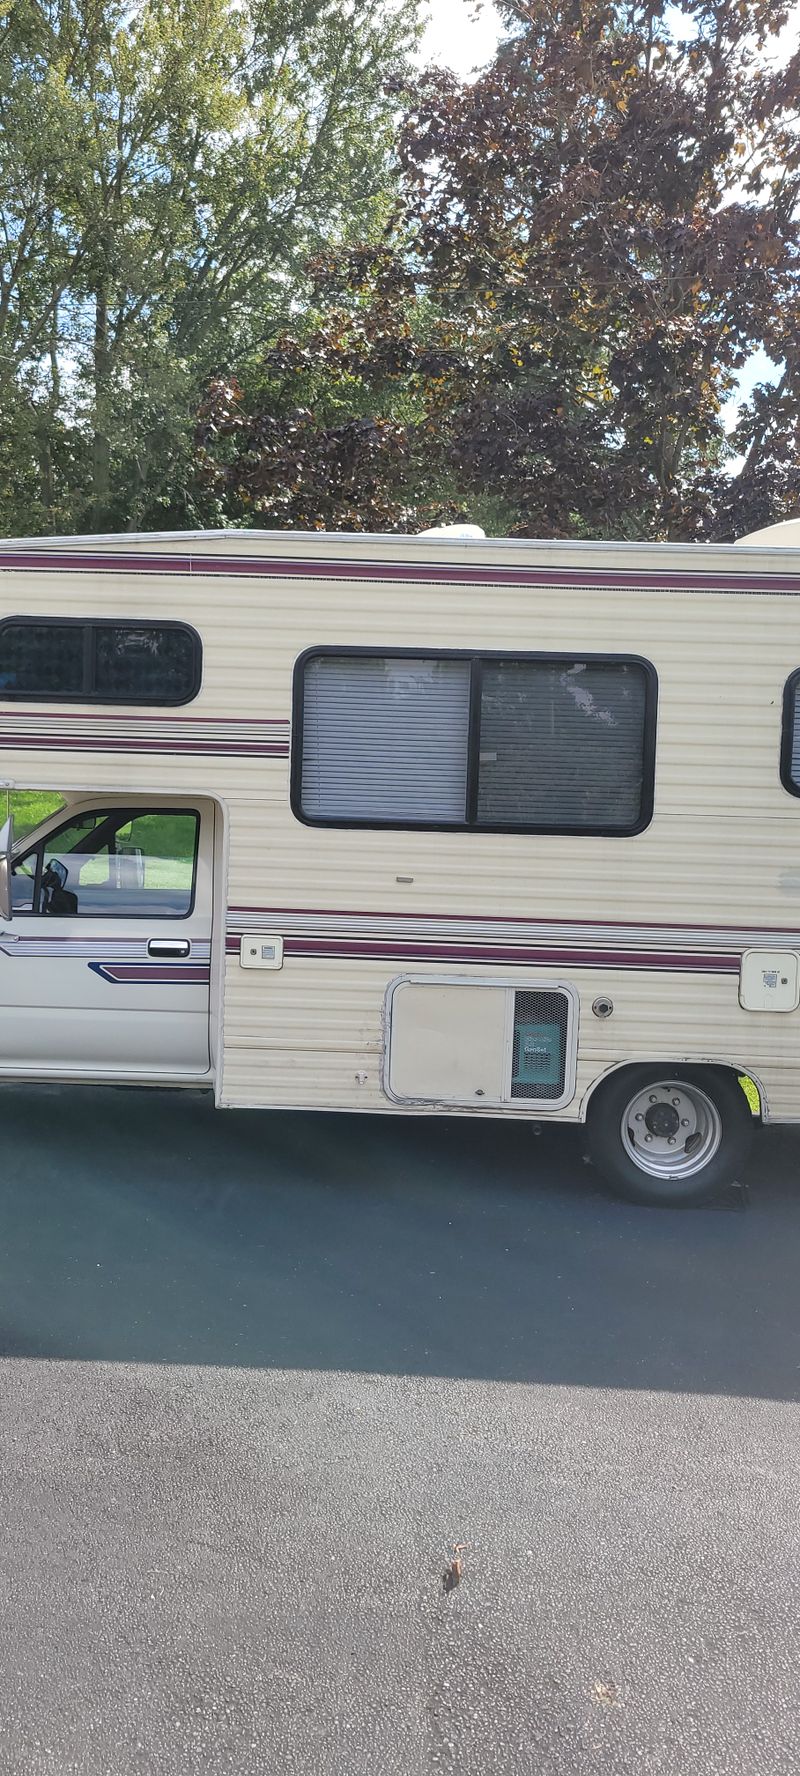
[1,519,800,1207]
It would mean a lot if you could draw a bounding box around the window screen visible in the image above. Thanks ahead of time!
[477,659,649,831]
[295,650,655,834]
[0,619,200,704]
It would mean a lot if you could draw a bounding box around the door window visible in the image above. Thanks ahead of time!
[10,853,36,914]
[12,809,199,918]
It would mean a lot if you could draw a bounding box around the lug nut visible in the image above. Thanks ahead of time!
[648,1094,658,1104]
[681,1118,690,1127]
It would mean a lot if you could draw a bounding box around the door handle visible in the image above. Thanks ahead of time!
[148,939,191,958]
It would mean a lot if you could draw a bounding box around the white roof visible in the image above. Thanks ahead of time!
[1,524,799,563]
[734,519,800,547]
[417,523,487,539]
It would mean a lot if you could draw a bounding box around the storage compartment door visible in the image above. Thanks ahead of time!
[387,982,508,1104]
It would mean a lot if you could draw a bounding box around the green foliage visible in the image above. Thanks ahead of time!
[3,0,798,540]
[0,0,420,534]
[197,0,800,538]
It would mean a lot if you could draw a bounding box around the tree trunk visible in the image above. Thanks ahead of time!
[38,431,54,528]
[41,289,61,531]
[126,448,146,531]
[92,281,111,530]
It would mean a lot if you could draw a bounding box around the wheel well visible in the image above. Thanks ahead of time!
[580,1062,766,1123]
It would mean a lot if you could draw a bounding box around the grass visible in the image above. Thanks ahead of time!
[2,790,64,839]
[2,797,196,857]
[1,798,198,899]
[2,797,197,895]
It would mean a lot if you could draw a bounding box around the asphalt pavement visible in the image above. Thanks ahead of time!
[1,1083,799,1775]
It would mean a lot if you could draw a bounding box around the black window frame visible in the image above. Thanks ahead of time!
[0,615,202,706]
[291,645,658,838]
[781,670,800,798]
[12,805,201,920]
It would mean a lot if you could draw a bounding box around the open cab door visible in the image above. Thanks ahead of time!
[0,798,213,1079]
[0,816,12,924]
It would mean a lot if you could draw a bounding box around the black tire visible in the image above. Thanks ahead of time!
[585,1066,756,1207]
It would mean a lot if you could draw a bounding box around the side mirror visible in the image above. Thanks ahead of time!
[0,815,13,924]
[43,858,68,890]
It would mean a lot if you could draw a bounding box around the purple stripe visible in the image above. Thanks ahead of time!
[226,904,800,942]
[6,936,145,947]
[225,933,739,972]
[0,733,288,756]
[1,548,799,595]
[90,962,210,984]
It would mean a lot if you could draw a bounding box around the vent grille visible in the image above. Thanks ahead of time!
[510,990,570,1101]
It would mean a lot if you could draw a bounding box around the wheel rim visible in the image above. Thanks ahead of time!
[620,1079,722,1180]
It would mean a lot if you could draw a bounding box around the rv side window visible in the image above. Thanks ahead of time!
[781,672,800,796]
[294,649,656,835]
[0,619,201,704]
[12,808,199,917]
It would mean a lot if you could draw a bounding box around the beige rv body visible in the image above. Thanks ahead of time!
[2,527,800,1124]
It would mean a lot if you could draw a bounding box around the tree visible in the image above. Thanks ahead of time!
[196,0,800,539]
[0,0,419,534]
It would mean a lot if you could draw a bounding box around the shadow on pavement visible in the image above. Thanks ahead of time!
[1,1082,799,1396]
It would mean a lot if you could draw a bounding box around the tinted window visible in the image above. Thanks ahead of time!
[0,620,200,704]
[476,659,649,831]
[295,650,656,835]
[0,622,85,697]
[94,627,198,701]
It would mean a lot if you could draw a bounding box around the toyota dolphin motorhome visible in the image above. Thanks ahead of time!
[2,517,800,1205]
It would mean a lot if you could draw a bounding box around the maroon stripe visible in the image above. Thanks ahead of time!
[226,904,799,941]
[9,934,144,944]
[1,548,799,595]
[94,963,210,984]
[0,733,288,756]
[225,932,738,971]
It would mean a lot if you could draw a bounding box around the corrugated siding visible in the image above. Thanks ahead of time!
[220,955,800,1118]
[2,536,800,1118]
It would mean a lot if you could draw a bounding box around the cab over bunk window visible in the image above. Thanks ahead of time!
[293,649,657,836]
[0,618,201,704]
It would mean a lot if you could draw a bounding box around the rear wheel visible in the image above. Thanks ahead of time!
[585,1066,755,1206]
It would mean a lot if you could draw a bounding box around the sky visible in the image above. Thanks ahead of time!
[420,0,502,78]
[418,0,798,438]
[419,0,800,76]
